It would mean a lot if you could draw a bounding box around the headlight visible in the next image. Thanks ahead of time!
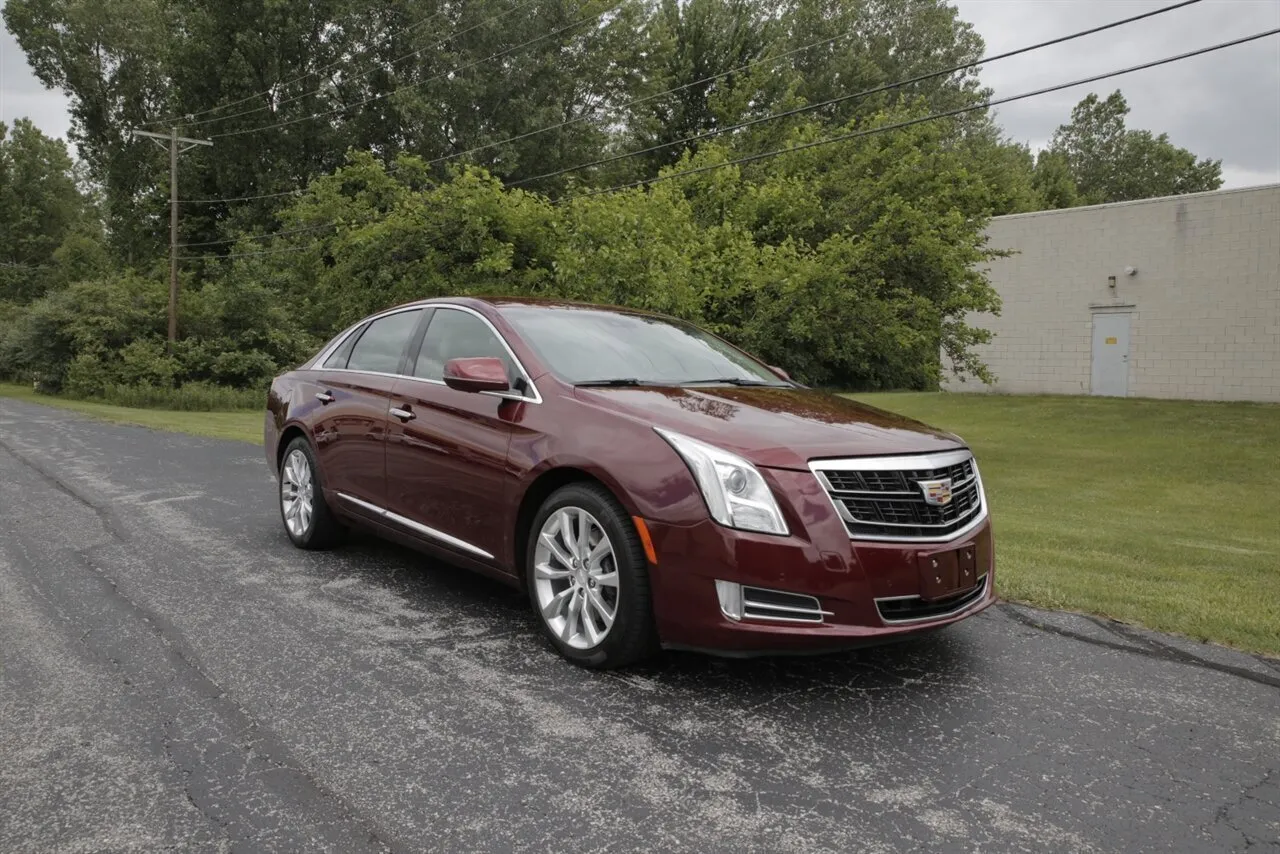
[655,428,790,536]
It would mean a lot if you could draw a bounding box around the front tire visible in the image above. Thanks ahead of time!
[279,437,345,550]
[527,483,657,669]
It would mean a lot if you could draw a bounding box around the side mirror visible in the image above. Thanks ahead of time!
[443,357,511,393]
[768,365,791,381]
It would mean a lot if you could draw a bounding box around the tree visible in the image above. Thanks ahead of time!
[3,0,1012,391]
[4,0,173,261]
[679,106,1004,388]
[629,0,775,173]
[1031,150,1078,210]
[1048,90,1222,205]
[956,130,1041,216]
[779,0,989,127]
[0,119,95,302]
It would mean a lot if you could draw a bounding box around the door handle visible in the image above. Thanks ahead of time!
[390,406,415,422]
[315,391,335,404]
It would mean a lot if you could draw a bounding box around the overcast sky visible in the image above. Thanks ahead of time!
[952,0,1280,188]
[2,0,1278,188]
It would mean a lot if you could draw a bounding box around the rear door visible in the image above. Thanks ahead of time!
[311,307,425,511]
[384,307,533,568]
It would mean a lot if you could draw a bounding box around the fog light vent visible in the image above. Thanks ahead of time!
[742,585,831,623]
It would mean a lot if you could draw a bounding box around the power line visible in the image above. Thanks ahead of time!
[177,222,335,248]
[180,1,537,130]
[182,189,303,205]
[209,4,622,140]
[150,6,455,127]
[423,27,864,168]
[178,245,314,261]
[175,0,1203,209]
[564,27,1280,203]
[180,20,847,205]
[510,0,1209,187]
[178,1,1252,253]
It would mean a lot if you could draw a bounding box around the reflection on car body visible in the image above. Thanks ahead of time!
[265,298,995,668]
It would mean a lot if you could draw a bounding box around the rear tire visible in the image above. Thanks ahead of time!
[526,483,657,669]
[279,436,345,550]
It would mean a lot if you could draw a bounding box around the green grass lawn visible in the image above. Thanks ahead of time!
[4,382,1276,656]
[0,383,262,444]
[852,392,1280,657]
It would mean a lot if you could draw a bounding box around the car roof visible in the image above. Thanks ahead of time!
[398,295,675,321]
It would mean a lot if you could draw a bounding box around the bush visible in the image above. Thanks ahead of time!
[80,381,264,411]
[0,270,313,394]
[253,136,1001,390]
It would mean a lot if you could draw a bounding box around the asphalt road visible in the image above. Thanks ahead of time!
[1,397,1277,853]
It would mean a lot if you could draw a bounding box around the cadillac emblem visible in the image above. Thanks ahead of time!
[920,478,953,507]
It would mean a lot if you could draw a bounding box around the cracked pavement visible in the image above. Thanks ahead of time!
[1,397,1277,853]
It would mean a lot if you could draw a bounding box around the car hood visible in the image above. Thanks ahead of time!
[574,385,965,470]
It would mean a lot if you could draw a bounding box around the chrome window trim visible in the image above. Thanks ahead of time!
[874,574,990,625]
[313,305,424,369]
[320,368,406,381]
[336,492,494,560]
[808,449,988,544]
[418,305,542,404]
[309,302,542,404]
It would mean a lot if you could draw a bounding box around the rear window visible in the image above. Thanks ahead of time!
[345,310,423,374]
[322,323,365,369]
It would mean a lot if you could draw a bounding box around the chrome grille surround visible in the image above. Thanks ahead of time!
[809,449,988,543]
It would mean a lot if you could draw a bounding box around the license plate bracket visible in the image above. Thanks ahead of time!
[917,543,980,601]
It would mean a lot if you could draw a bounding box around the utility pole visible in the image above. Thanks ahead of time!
[130,128,212,345]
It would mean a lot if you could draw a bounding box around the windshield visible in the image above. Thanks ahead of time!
[497,305,787,386]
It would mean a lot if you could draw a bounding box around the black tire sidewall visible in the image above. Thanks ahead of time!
[525,484,654,668]
[279,437,333,548]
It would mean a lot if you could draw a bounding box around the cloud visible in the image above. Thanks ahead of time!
[953,0,1280,187]
[2,0,1277,188]
[1,12,73,142]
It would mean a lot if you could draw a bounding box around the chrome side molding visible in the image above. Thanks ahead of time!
[335,492,494,560]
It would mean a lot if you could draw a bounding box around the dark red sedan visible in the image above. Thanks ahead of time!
[265,298,995,668]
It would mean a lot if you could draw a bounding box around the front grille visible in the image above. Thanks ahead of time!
[875,576,988,624]
[811,451,986,541]
[742,586,830,623]
[823,459,974,494]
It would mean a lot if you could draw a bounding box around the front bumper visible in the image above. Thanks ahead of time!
[643,466,996,654]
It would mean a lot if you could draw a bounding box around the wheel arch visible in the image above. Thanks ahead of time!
[512,466,629,588]
[276,423,311,471]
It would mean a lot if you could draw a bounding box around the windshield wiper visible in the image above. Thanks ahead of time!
[681,377,787,387]
[574,378,651,387]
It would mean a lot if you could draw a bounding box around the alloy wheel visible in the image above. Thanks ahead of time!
[280,448,314,538]
[533,507,620,650]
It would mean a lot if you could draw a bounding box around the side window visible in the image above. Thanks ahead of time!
[414,309,515,382]
[345,310,423,374]
[322,323,366,369]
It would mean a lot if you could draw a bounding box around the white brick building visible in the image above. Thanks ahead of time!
[945,184,1280,402]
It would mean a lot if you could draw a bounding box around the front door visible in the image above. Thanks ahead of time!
[1090,312,1131,397]
[384,307,530,568]
[311,308,423,508]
